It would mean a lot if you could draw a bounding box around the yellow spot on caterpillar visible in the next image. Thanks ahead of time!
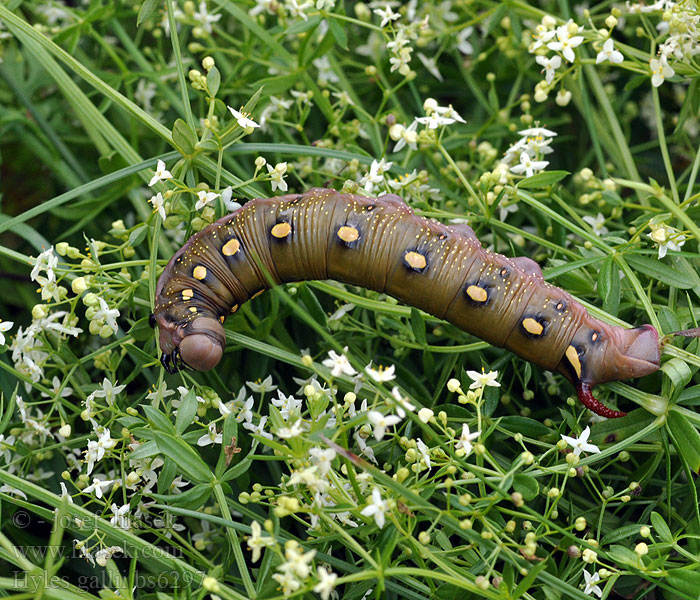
[251,290,264,300]
[591,332,599,342]
[193,266,207,280]
[565,345,582,378]
[404,251,427,270]
[182,289,194,300]
[231,304,239,313]
[271,222,292,238]
[337,226,359,243]
[219,316,225,323]
[189,307,198,313]
[466,285,488,303]
[556,302,564,311]
[522,318,544,336]
[222,238,240,256]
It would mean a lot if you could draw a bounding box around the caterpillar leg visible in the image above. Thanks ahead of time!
[576,381,626,418]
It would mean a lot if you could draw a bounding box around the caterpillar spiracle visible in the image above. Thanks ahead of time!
[152,188,661,418]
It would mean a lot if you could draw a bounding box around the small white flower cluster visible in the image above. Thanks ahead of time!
[31,246,62,303]
[499,125,557,179]
[647,222,686,259]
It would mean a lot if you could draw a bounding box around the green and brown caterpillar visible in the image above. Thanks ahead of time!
[152,188,661,418]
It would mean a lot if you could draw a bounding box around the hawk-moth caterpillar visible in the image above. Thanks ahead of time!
[152,188,661,418]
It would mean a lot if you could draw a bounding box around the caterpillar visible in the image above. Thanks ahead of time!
[152,188,661,418]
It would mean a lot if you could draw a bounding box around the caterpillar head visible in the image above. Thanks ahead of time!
[154,312,225,374]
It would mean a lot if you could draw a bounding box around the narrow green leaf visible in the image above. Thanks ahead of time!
[172,118,197,155]
[667,569,700,595]
[625,255,693,289]
[512,474,538,501]
[667,410,700,474]
[661,358,693,404]
[517,170,570,189]
[410,308,427,346]
[175,389,198,435]
[601,524,644,546]
[207,66,221,97]
[298,284,328,327]
[598,255,620,316]
[650,511,674,543]
[151,483,212,509]
[497,416,551,438]
[128,440,159,460]
[143,405,176,433]
[137,0,161,26]
[327,17,348,50]
[155,433,214,483]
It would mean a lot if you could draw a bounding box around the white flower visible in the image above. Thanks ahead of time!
[220,186,241,212]
[416,438,431,468]
[246,375,277,393]
[547,24,584,63]
[0,320,13,346]
[365,363,396,382]
[193,1,221,33]
[517,126,558,138]
[95,546,122,567]
[149,160,172,187]
[510,151,549,177]
[309,447,336,475]
[267,162,288,193]
[391,121,418,153]
[322,347,357,377]
[650,55,674,87]
[94,298,120,334]
[134,79,156,112]
[390,386,415,418]
[535,54,562,84]
[194,190,220,211]
[561,426,601,456]
[277,419,304,439]
[197,422,222,446]
[314,567,338,600]
[85,428,116,474]
[286,0,314,20]
[149,192,166,220]
[417,407,434,423]
[596,38,623,64]
[367,410,402,441]
[93,378,125,405]
[83,477,115,499]
[455,423,480,455]
[247,520,275,562]
[242,415,274,440]
[109,503,131,529]
[360,487,389,528]
[582,569,603,597]
[227,106,261,129]
[31,247,58,283]
[648,224,686,259]
[456,26,474,54]
[374,5,400,28]
[359,158,393,192]
[466,369,500,390]
[582,213,609,236]
[417,52,443,81]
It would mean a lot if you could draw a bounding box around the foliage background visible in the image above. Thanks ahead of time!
[0,0,699,599]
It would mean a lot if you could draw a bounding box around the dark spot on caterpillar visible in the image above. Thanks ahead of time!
[605,433,617,443]
[520,315,548,338]
[149,313,156,328]
[556,301,566,312]
[500,267,509,279]
[365,204,375,211]
[591,331,600,343]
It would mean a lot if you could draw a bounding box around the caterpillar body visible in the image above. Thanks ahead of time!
[153,188,661,418]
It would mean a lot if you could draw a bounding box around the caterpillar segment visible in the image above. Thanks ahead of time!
[153,188,661,417]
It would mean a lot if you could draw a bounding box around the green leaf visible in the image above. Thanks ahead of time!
[512,473,538,501]
[155,433,214,483]
[598,256,620,317]
[327,17,348,50]
[517,170,569,189]
[128,223,148,247]
[175,389,198,435]
[590,410,656,445]
[661,358,693,404]
[667,410,700,474]
[151,483,212,509]
[172,118,197,156]
[298,284,327,327]
[142,405,176,433]
[207,66,221,98]
[625,255,693,289]
[650,511,674,543]
[137,0,161,26]
[667,569,700,596]
[128,316,153,342]
[606,544,639,567]
[410,308,427,346]
[601,524,643,546]
[497,416,551,438]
